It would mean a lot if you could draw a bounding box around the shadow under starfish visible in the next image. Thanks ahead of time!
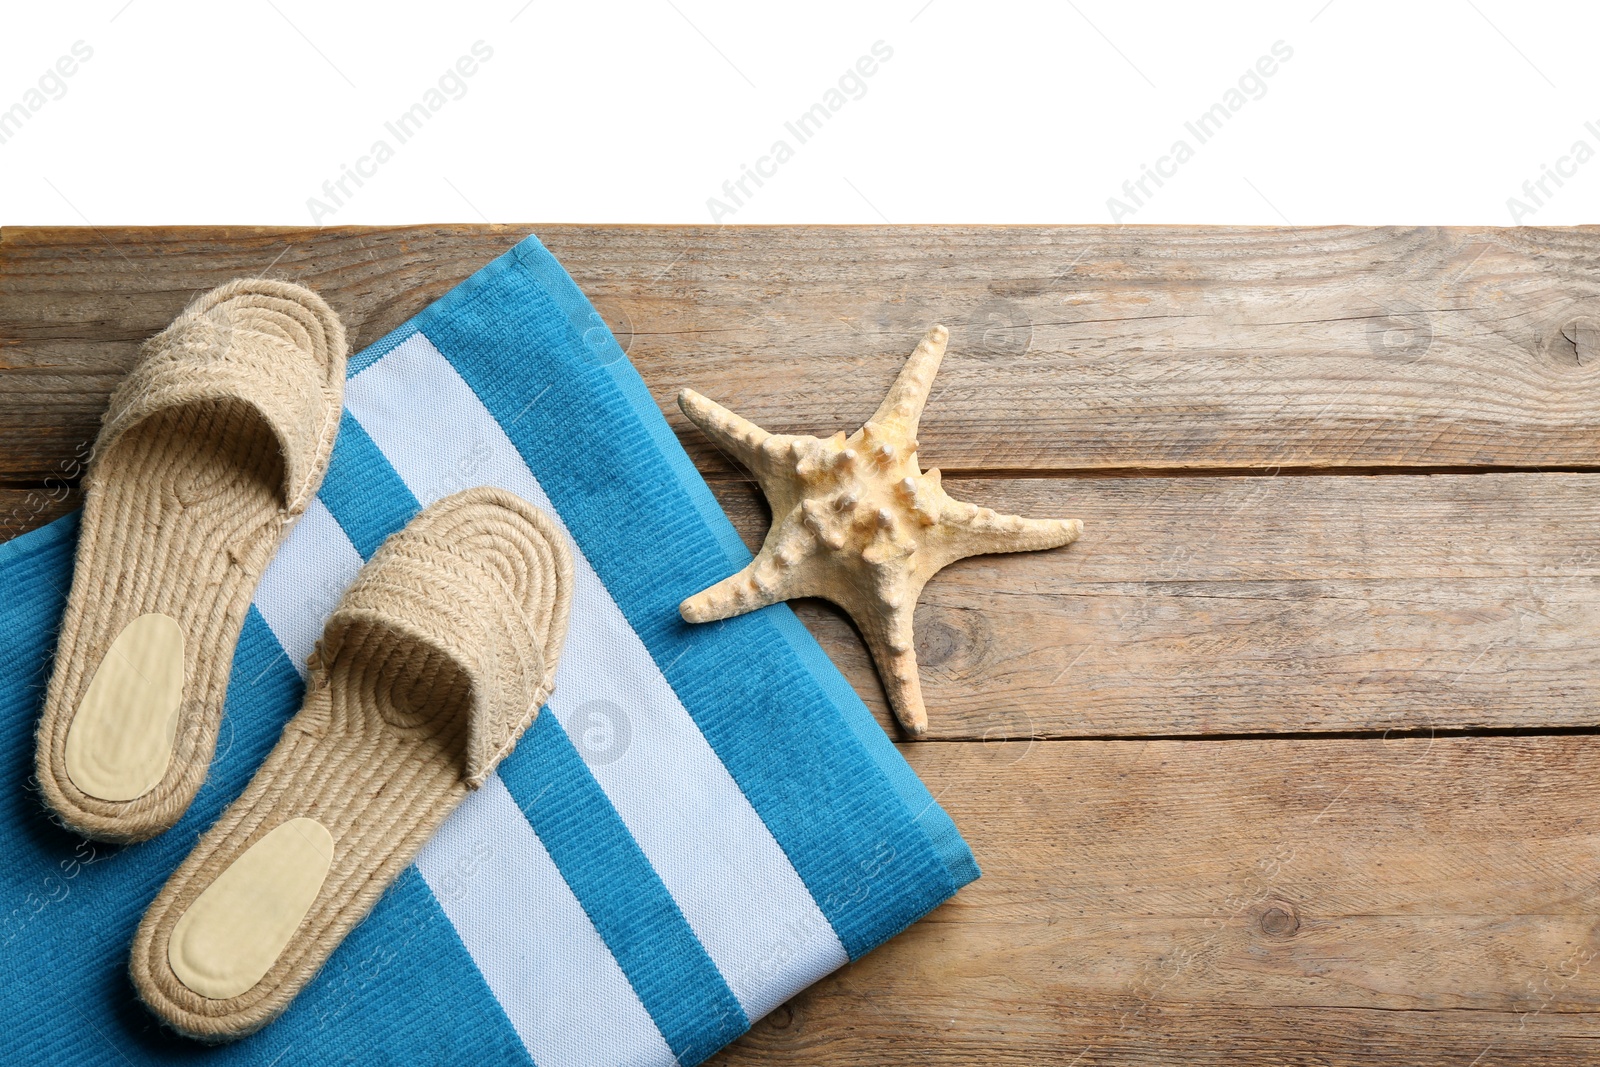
[677,324,1083,738]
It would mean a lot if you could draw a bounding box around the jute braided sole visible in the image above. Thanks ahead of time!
[131,487,574,1041]
[34,278,347,843]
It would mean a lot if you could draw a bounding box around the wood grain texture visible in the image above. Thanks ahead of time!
[6,226,1600,1066]
[0,484,77,541]
[7,225,1600,483]
[715,735,1600,1066]
[15,469,1600,738]
[709,471,1600,737]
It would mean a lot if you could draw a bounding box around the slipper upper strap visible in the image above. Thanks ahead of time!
[96,280,347,518]
[311,534,550,788]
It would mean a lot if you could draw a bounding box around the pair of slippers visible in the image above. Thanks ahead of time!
[31,280,575,1041]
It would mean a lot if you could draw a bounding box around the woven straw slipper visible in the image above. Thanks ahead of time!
[130,487,574,1041]
[34,279,347,843]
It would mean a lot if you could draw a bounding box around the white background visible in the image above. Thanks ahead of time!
[3,0,1598,226]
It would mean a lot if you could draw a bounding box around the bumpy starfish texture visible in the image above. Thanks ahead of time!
[678,324,1082,737]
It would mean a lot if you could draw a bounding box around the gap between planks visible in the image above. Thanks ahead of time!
[703,463,1600,481]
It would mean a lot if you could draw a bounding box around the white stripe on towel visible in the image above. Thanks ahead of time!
[253,497,364,679]
[344,333,850,1021]
[418,776,678,1067]
[252,479,671,1067]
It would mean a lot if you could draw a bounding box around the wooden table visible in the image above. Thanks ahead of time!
[5,225,1600,1065]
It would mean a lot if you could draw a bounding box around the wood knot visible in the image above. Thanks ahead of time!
[914,615,963,667]
[1259,900,1300,939]
[1558,316,1599,367]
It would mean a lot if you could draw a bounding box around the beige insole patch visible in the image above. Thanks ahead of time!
[169,818,335,1000]
[64,613,186,801]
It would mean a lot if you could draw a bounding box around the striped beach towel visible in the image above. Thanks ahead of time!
[0,235,978,1066]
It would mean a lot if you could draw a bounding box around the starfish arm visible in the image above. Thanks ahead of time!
[680,513,821,624]
[678,387,815,514]
[866,325,948,443]
[850,600,929,737]
[933,504,1082,567]
[680,558,794,622]
[678,388,779,474]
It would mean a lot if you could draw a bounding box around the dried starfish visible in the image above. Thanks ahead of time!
[678,324,1082,737]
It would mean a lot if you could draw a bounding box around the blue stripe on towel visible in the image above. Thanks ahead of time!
[319,412,422,557]
[414,242,968,957]
[499,713,748,1064]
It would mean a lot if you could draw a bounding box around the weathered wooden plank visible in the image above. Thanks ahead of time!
[708,471,1600,738]
[11,471,1600,739]
[714,735,1600,1065]
[6,225,1600,482]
